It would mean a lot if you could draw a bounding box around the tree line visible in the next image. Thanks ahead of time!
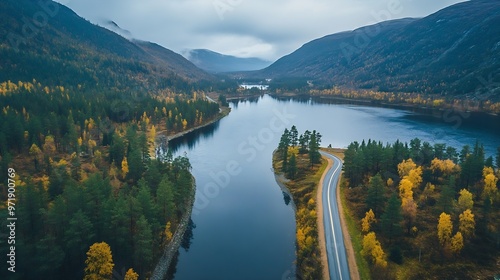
[342,138,500,279]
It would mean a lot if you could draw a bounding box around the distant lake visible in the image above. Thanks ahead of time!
[167,95,500,280]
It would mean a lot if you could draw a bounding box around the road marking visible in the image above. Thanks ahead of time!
[326,154,343,280]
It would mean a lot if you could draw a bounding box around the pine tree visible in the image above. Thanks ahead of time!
[290,125,298,147]
[309,130,321,166]
[438,177,456,213]
[496,146,500,169]
[287,153,297,179]
[157,177,176,223]
[134,215,153,274]
[381,194,402,241]
[366,174,386,215]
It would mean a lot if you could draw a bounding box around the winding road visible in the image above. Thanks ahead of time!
[320,151,351,280]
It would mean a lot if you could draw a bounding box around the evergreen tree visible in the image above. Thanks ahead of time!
[438,176,456,213]
[290,125,298,147]
[366,173,386,215]
[496,146,500,169]
[134,215,153,274]
[157,177,176,223]
[309,130,321,167]
[287,153,297,179]
[381,194,402,241]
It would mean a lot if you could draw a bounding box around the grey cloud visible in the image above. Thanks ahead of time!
[57,0,466,61]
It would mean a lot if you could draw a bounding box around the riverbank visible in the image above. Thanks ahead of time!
[150,176,196,280]
[270,91,500,116]
[157,106,231,144]
[272,149,328,280]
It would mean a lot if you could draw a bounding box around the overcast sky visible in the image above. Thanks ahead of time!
[55,0,465,61]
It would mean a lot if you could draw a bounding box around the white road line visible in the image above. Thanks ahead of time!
[326,155,343,280]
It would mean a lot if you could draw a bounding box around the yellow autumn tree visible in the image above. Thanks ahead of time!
[430,158,458,177]
[361,209,376,233]
[399,178,414,207]
[483,168,498,199]
[406,167,423,187]
[387,178,394,188]
[42,135,56,156]
[29,143,42,169]
[459,209,475,239]
[457,189,474,212]
[149,125,156,144]
[450,232,464,255]
[362,232,387,268]
[121,157,129,178]
[124,268,139,280]
[437,212,453,246]
[398,159,417,178]
[164,222,173,243]
[84,242,114,280]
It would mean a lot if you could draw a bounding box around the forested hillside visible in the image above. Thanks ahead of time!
[342,138,500,279]
[0,1,230,278]
[0,79,221,279]
[255,0,500,101]
[0,0,214,92]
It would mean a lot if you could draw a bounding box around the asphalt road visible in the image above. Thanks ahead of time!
[320,151,350,280]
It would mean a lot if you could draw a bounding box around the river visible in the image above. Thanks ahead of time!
[167,94,500,280]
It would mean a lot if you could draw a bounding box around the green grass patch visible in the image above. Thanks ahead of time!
[339,178,372,280]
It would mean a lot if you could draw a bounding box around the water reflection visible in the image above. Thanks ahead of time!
[168,121,220,153]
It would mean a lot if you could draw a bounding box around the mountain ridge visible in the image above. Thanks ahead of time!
[253,0,500,99]
[186,49,272,73]
[0,0,212,91]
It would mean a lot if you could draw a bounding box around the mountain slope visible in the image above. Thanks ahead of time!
[256,0,500,98]
[186,49,272,73]
[0,0,212,90]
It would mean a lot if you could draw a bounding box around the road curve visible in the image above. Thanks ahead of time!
[319,151,350,280]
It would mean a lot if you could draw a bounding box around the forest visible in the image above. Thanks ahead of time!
[0,80,221,279]
[342,138,500,279]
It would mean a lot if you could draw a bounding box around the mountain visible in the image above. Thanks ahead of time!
[0,0,212,91]
[186,49,272,73]
[255,0,500,99]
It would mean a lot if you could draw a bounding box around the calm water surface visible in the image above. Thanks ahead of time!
[169,95,500,280]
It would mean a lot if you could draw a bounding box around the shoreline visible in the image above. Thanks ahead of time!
[151,106,231,279]
[269,92,500,116]
[150,176,196,280]
[157,106,231,144]
[271,149,328,279]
